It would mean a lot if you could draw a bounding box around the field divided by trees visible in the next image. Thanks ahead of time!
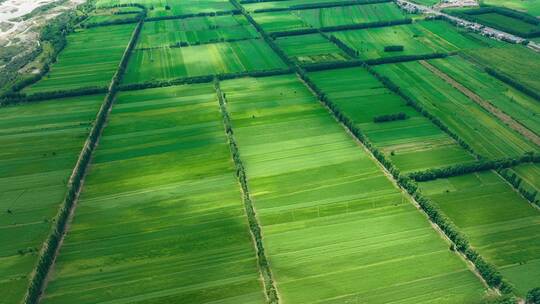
[24,24,136,94]
[0,95,104,304]
[40,84,267,304]
[220,74,486,303]
[374,60,537,159]
[96,0,236,18]
[419,171,540,296]
[308,66,476,173]
[276,33,350,63]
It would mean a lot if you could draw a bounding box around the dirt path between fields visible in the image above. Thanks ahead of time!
[419,60,540,147]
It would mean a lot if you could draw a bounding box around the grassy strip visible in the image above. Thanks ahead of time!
[270,18,412,37]
[0,87,109,106]
[252,0,391,13]
[145,9,241,22]
[118,68,293,91]
[21,18,144,304]
[408,154,540,181]
[298,68,515,295]
[215,79,280,304]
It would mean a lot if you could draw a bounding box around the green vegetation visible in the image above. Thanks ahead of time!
[309,67,475,173]
[481,0,540,17]
[374,60,537,159]
[252,2,406,32]
[500,163,540,205]
[124,39,286,83]
[137,15,259,48]
[333,20,502,60]
[243,0,384,12]
[465,45,540,96]
[0,95,104,304]
[221,74,486,303]
[81,7,144,27]
[429,56,540,135]
[419,171,540,296]
[24,24,136,94]
[96,0,236,18]
[276,33,350,63]
[41,84,267,304]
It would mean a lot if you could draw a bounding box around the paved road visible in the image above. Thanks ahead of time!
[396,0,540,52]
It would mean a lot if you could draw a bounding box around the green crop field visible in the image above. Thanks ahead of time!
[308,67,476,173]
[332,20,502,60]
[419,171,540,295]
[468,12,540,36]
[137,15,259,48]
[220,74,486,303]
[40,84,266,304]
[374,60,537,159]
[96,0,235,17]
[82,7,142,26]
[243,0,364,12]
[465,45,540,94]
[24,24,135,93]
[0,95,104,304]
[276,33,350,63]
[481,0,540,16]
[252,2,406,32]
[501,163,540,203]
[124,39,286,83]
[429,56,540,135]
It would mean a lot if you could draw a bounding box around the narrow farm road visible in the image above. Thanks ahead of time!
[419,60,540,147]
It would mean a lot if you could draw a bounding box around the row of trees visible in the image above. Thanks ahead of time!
[215,79,279,304]
[1,87,108,106]
[408,153,540,181]
[22,17,145,304]
[373,112,407,122]
[499,167,540,208]
[484,67,540,102]
[253,0,390,13]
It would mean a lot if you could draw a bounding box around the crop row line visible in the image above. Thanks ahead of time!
[214,79,280,304]
[21,16,145,304]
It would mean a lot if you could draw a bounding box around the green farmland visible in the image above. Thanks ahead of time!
[308,67,476,173]
[24,24,135,93]
[137,15,259,48]
[276,33,350,63]
[253,2,407,32]
[41,84,266,304]
[374,60,537,159]
[0,95,104,304]
[332,20,501,60]
[221,75,486,303]
[419,171,540,295]
[2,0,540,302]
[124,39,286,83]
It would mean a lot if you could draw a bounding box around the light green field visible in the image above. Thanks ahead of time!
[24,24,135,93]
[221,74,486,303]
[501,163,540,203]
[429,56,540,135]
[465,45,540,94]
[0,95,104,304]
[124,39,286,83]
[470,12,540,36]
[276,33,350,63]
[374,61,538,159]
[333,20,502,60]
[96,0,235,18]
[244,0,364,12]
[137,15,259,48]
[308,67,476,173]
[419,171,540,295]
[253,2,407,32]
[41,84,267,304]
[481,0,540,16]
[410,0,440,5]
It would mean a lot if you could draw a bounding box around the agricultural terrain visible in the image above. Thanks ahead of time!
[0,0,539,303]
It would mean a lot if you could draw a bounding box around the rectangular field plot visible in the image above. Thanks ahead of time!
[482,0,540,16]
[332,20,501,60]
[124,39,286,83]
[220,75,486,303]
[96,0,235,18]
[41,84,266,304]
[243,0,373,12]
[253,2,406,32]
[24,24,135,93]
[419,171,540,295]
[429,56,540,135]
[501,163,540,204]
[465,45,540,94]
[0,95,104,304]
[309,67,475,173]
[137,15,258,48]
[374,61,537,159]
[276,33,350,63]
[81,7,143,26]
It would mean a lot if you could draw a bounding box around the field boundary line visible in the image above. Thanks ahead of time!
[215,79,281,304]
[22,17,145,304]
[420,60,540,146]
